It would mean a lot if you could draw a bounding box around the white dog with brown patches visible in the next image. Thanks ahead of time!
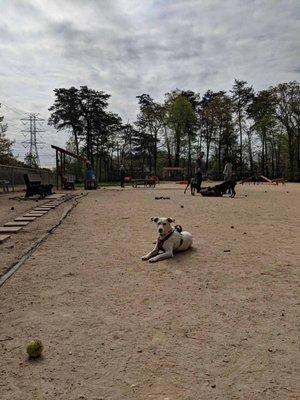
[142,217,193,263]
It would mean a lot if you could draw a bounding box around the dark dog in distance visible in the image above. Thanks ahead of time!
[201,180,236,198]
[184,178,197,195]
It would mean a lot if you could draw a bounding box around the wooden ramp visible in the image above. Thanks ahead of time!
[0,194,77,246]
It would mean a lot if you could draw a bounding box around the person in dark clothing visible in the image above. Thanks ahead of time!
[120,164,125,188]
[195,151,206,193]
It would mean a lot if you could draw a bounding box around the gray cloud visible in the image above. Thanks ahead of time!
[0,0,299,166]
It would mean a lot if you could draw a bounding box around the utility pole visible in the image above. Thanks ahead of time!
[21,113,45,168]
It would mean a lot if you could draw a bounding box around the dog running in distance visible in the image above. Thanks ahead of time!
[184,177,197,195]
[142,217,193,263]
[201,180,237,198]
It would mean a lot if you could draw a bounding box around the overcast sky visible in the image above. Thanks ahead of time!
[1,0,299,167]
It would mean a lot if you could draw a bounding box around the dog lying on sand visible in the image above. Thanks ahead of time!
[142,217,193,263]
[201,180,236,198]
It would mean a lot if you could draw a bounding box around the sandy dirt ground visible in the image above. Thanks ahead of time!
[0,191,78,277]
[0,182,299,400]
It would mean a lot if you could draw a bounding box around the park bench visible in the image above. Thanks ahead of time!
[23,174,53,198]
[0,179,10,193]
[62,174,75,190]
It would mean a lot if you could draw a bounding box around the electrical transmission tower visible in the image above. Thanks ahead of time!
[21,113,45,167]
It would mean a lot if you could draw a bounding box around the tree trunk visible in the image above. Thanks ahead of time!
[99,154,102,182]
[288,133,295,181]
[261,134,265,175]
[217,126,222,179]
[129,130,133,176]
[164,127,172,167]
[206,133,211,172]
[238,108,243,176]
[141,152,145,175]
[218,141,221,180]
[148,148,152,175]
[276,141,280,177]
[247,131,253,175]
[154,130,157,176]
[296,130,300,179]
[105,156,109,181]
[86,121,94,168]
[188,134,192,176]
[72,128,80,156]
[174,128,181,167]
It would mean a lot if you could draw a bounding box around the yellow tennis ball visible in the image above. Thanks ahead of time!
[26,339,44,358]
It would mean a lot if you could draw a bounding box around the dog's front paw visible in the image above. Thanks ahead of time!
[149,258,157,263]
[141,256,148,261]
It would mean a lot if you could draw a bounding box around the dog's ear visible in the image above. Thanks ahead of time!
[151,217,159,223]
[167,217,175,223]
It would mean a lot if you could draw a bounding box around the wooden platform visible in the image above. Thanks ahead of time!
[4,221,29,227]
[0,234,11,244]
[23,213,45,217]
[15,217,36,222]
[0,194,71,246]
[0,226,23,233]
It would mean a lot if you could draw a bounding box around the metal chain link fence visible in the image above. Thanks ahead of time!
[0,164,55,192]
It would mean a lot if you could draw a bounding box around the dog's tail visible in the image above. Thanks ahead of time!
[174,225,182,233]
[184,179,191,194]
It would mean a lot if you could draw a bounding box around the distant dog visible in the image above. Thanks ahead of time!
[184,177,197,195]
[201,180,236,198]
[144,179,156,188]
[142,217,193,263]
[272,177,285,185]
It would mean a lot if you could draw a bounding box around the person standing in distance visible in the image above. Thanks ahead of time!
[119,164,125,188]
[195,151,206,193]
[223,157,233,181]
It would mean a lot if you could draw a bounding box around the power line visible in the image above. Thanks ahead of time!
[0,100,48,121]
[20,113,45,167]
[0,101,28,117]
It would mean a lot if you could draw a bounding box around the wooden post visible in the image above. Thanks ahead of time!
[11,166,15,192]
[60,151,63,189]
[56,149,59,190]
[63,153,66,178]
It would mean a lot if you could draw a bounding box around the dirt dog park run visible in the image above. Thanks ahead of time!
[0,182,299,400]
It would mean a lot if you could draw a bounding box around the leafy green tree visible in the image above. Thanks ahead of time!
[77,86,111,168]
[247,89,278,176]
[136,94,165,175]
[231,79,254,176]
[212,93,236,178]
[48,87,83,155]
[166,94,197,168]
[93,112,122,181]
[199,90,221,172]
[0,105,15,165]
[24,153,39,168]
[49,86,121,173]
[271,81,300,180]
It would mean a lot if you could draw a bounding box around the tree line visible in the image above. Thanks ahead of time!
[1,79,299,181]
[48,80,300,181]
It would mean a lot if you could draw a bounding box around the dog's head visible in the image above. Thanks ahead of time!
[151,217,175,237]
